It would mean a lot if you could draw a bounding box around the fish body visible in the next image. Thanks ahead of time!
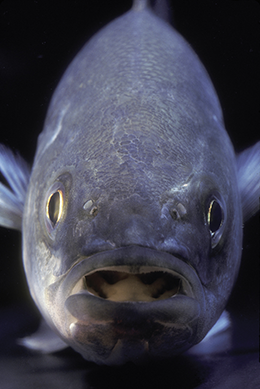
[0,0,259,365]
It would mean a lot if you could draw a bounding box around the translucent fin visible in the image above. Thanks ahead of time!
[132,0,171,23]
[132,0,149,11]
[187,311,231,355]
[17,319,68,353]
[237,141,260,222]
[0,145,30,230]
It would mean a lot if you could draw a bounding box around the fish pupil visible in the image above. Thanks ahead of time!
[47,190,62,227]
[208,200,223,234]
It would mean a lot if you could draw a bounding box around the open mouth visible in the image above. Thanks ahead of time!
[55,246,205,349]
[50,247,206,364]
[71,266,193,302]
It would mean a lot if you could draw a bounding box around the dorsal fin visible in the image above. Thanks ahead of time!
[132,0,171,23]
[132,0,149,12]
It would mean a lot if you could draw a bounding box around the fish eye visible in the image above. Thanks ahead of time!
[45,183,65,232]
[207,200,223,234]
[46,190,63,226]
[207,198,225,248]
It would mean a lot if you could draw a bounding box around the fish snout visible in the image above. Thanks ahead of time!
[109,214,161,248]
[92,195,166,249]
[77,195,193,259]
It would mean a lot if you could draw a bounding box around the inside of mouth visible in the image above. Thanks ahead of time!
[84,270,181,302]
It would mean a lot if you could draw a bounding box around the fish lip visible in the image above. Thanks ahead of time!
[56,246,206,352]
[60,245,205,307]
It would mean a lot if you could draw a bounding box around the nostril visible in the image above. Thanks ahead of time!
[170,203,187,220]
[170,208,179,220]
[83,200,98,216]
[90,206,98,216]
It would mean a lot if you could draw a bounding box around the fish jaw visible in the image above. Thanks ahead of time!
[45,246,206,365]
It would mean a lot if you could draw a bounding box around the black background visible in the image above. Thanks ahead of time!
[0,0,259,387]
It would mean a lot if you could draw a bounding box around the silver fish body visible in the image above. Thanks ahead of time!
[0,0,259,365]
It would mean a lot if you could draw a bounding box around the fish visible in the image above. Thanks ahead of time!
[0,0,259,365]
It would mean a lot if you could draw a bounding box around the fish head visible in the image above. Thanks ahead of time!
[22,107,242,365]
[21,7,243,364]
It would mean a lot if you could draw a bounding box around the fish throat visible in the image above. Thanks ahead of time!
[72,267,185,302]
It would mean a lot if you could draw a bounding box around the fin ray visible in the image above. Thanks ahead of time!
[0,145,30,230]
[237,141,260,221]
[17,319,68,354]
[187,311,231,355]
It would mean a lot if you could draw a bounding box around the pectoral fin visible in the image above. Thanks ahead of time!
[0,145,30,230]
[237,141,260,222]
[18,319,68,353]
[187,311,231,355]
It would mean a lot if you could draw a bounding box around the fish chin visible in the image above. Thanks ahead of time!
[47,246,206,364]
